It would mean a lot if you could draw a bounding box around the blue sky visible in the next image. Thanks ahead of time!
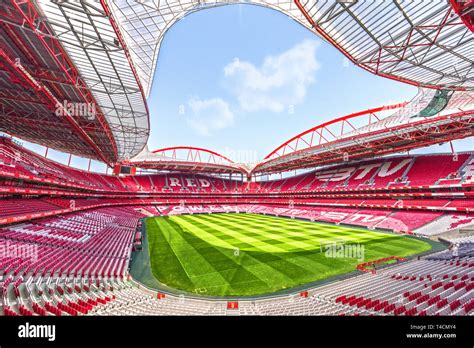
[147,4,471,163]
[12,4,473,172]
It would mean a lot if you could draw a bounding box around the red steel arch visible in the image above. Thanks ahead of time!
[152,146,237,166]
[129,146,249,174]
[264,103,408,161]
[254,105,473,175]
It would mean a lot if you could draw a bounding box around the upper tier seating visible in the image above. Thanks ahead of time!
[251,154,473,193]
[0,138,472,196]
[408,154,471,186]
[0,199,61,217]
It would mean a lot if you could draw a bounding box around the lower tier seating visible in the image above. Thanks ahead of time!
[1,205,473,316]
[415,214,474,236]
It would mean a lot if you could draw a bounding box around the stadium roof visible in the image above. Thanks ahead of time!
[0,0,149,164]
[127,146,249,175]
[109,0,473,94]
[294,0,473,90]
[0,0,472,171]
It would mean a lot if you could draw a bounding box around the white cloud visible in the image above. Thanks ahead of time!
[223,40,320,113]
[186,97,234,136]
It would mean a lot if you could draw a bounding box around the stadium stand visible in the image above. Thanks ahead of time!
[1,144,473,317]
[1,139,473,196]
[89,246,473,316]
[2,203,472,317]
[415,214,474,236]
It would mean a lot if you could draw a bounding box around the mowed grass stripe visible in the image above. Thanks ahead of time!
[239,213,403,242]
[169,215,395,286]
[189,216,391,277]
[183,214,340,277]
[182,214,285,253]
[179,214,316,277]
[225,213,352,231]
[195,213,336,246]
[212,212,385,240]
[161,218,274,295]
[171,214,426,280]
[174,213,428,261]
[196,213,393,250]
[215,213,382,239]
[158,218,229,281]
[183,216,332,262]
[235,214,408,247]
[154,217,271,295]
[195,214,317,251]
[145,214,433,296]
[147,218,196,290]
[214,213,330,232]
[169,215,298,290]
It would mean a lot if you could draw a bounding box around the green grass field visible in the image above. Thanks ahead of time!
[145,213,433,296]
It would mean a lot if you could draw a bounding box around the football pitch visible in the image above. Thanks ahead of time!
[145,213,433,296]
